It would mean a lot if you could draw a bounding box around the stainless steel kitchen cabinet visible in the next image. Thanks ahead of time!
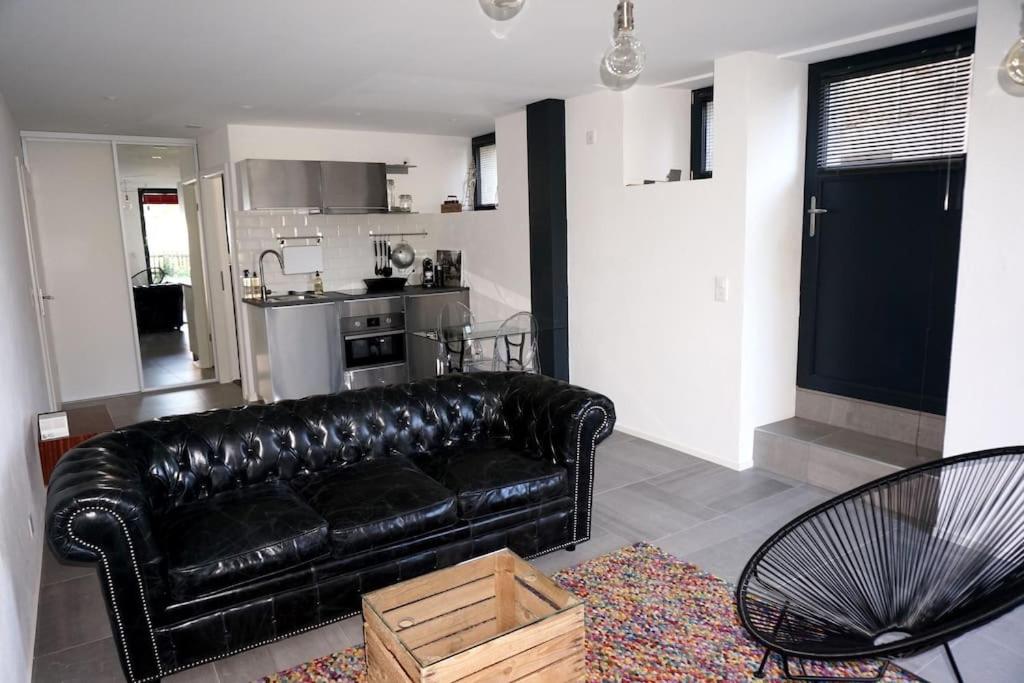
[237,159,322,210]
[248,302,342,402]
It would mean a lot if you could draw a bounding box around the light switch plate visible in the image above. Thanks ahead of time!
[714,276,729,302]
[586,129,597,145]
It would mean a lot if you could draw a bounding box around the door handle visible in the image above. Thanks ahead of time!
[807,195,828,237]
[41,294,55,300]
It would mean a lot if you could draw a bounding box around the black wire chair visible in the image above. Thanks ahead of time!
[736,447,1024,682]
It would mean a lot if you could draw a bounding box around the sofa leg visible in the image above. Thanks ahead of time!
[566,544,576,551]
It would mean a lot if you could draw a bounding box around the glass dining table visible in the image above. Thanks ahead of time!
[409,318,563,375]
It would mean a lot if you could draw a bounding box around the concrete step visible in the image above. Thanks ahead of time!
[753,417,942,493]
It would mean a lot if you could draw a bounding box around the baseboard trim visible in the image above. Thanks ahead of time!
[613,424,748,471]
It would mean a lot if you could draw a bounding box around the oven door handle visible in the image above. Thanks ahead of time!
[343,329,406,341]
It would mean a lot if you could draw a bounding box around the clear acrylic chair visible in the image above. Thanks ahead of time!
[436,301,491,373]
[492,311,540,373]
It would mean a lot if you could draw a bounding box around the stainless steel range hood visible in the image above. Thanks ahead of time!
[237,159,389,214]
[320,161,388,214]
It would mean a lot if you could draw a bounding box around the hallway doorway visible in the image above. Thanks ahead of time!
[117,144,217,390]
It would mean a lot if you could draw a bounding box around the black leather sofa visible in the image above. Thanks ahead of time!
[45,372,615,682]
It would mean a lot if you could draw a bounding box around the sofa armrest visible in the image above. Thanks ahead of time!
[501,374,616,543]
[46,432,167,682]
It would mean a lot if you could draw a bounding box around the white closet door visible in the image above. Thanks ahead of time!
[25,139,140,401]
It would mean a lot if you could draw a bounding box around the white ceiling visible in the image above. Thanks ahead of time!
[0,0,976,139]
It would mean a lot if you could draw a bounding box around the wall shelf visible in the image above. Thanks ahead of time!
[386,163,418,175]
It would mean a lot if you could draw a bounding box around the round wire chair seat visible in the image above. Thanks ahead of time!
[736,447,1024,681]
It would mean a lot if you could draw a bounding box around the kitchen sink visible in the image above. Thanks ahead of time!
[268,293,326,303]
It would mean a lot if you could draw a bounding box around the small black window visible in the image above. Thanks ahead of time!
[690,87,714,180]
[473,133,498,210]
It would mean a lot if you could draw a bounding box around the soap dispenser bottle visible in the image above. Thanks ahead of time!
[313,271,325,296]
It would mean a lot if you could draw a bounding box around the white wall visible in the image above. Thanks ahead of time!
[943,0,1024,455]
[207,112,531,400]
[734,54,808,465]
[567,54,806,470]
[622,86,691,185]
[0,92,48,683]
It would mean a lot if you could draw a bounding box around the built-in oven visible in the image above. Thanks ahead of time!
[339,296,408,390]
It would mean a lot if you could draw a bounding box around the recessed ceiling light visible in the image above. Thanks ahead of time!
[240,104,254,110]
[354,111,362,117]
[151,155,163,160]
[185,124,203,129]
[103,95,118,101]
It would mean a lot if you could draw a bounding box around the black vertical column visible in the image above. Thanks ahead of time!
[527,99,570,381]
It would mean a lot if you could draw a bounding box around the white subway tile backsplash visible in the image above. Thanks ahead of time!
[231,209,505,294]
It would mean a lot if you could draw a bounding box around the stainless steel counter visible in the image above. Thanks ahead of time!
[242,285,469,308]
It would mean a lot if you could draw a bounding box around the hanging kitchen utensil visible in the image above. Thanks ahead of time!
[382,242,394,277]
[390,239,416,269]
[373,239,380,275]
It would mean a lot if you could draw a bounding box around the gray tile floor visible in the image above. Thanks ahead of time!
[140,328,216,389]
[63,382,245,429]
[32,421,1024,682]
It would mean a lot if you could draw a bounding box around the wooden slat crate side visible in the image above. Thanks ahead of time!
[364,602,423,681]
[515,652,586,683]
[384,576,495,631]
[367,553,498,613]
[510,553,577,609]
[450,627,585,683]
[413,618,500,663]
[513,581,558,626]
[365,625,416,683]
[495,552,517,632]
[399,596,497,650]
[422,604,585,682]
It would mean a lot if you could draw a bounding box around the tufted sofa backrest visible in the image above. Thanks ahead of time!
[125,374,513,512]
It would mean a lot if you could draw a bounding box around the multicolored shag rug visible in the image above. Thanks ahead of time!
[254,543,921,682]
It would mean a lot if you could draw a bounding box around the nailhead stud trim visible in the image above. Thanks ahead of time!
[66,507,163,682]
[573,406,608,542]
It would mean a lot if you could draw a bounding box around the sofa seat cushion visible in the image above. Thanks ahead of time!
[420,444,569,519]
[158,482,329,600]
[291,457,458,556]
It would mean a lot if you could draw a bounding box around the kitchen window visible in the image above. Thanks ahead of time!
[690,87,714,179]
[473,132,498,210]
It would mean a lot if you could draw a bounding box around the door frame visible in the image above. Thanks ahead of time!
[199,166,243,383]
[15,155,59,410]
[21,131,206,398]
[796,29,975,414]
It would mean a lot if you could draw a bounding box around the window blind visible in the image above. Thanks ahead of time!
[702,100,714,174]
[818,54,972,169]
[478,144,498,207]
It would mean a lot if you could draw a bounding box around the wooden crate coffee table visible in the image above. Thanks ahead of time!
[362,549,585,682]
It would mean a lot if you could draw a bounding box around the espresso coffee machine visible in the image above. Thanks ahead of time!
[421,257,435,288]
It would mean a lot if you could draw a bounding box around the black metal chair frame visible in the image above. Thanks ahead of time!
[736,447,1024,683]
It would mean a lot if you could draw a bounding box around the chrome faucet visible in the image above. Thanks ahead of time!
[258,249,284,302]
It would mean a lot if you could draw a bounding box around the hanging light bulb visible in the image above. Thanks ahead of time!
[1005,37,1024,85]
[479,0,525,22]
[601,0,646,90]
